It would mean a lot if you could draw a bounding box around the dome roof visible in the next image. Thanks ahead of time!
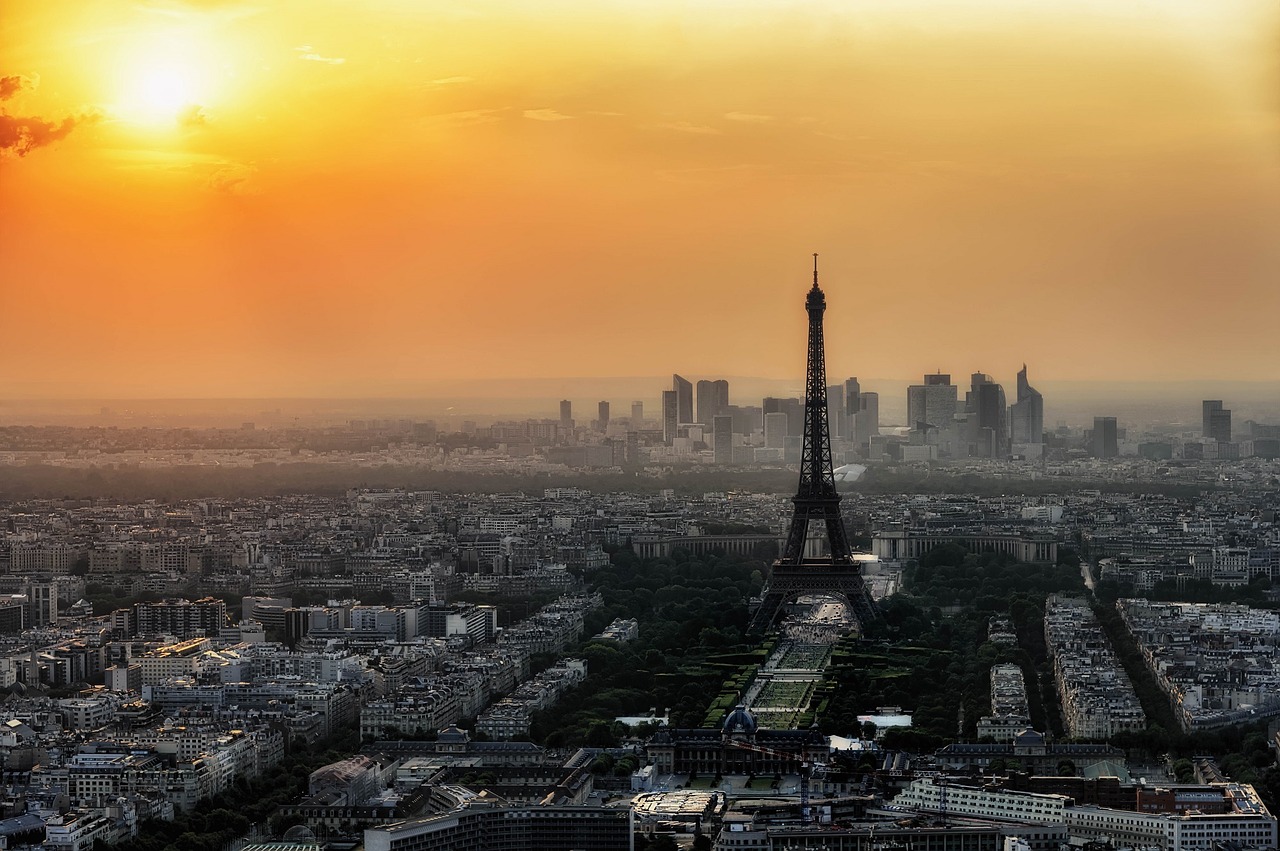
[723,704,757,736]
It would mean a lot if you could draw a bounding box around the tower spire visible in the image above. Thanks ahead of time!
[812,252,819,287]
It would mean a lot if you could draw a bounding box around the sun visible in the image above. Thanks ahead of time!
[110,33,219,128]
[117,60,203,126]
[138,67,195,117]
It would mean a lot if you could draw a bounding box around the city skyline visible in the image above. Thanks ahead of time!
[3,1,1279,399]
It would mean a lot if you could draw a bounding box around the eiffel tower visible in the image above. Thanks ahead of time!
[748,255,878,633]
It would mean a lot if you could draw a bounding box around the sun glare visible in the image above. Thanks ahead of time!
[111,37,216,128]
[129,66,197,122]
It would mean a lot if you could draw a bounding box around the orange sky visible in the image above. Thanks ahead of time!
[2,0,1278,398]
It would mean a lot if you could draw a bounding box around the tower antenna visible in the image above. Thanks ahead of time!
[812,253,819,287]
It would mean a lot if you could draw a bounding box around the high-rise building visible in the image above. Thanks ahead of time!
[713,415,733,464]
[907,373,958,433]
[855,391,879,449]
[597,401,610,430]
[559,400,572,430]
[725,405,761,436]
[630,401,643,425]
[1203,400,1231,442]
[1009,364,1045,446]
[764,412,788,449]
[662,390,678,444]
[763,396,804,437]
[672,374,693,425]
[827,383,845,439]
[696,379,730,426]
[1092,416,1119,458]
[967,373,1008,458]
[844,377,861,430]
[845,377,861,407]
[1202,400,1222,433]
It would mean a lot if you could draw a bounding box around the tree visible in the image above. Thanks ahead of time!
[586,722,618,748]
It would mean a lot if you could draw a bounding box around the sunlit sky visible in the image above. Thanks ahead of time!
[3,0,1278,398]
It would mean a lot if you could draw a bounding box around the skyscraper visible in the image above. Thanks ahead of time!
[967,373,1008,458]
[696,379,730,426]
[907,373,957,433]
[1092,416,1119,458]
[827,383,845,440]
[597,401,610,430]
[631,400,643,425]
[764,412,788,449]
[1009,364,1045,447]
[672,374,693,425]
[727,404,762,436]
[713,415,733,464]
[845,377,861,420]
[855,391,879,450]
[559,400,572,430]
[1203,400,1231,442]
[763,396,804,437]
[662,391,678,444]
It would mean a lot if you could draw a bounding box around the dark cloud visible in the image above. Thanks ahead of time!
[0,74,36,100]
[0,71,97,157]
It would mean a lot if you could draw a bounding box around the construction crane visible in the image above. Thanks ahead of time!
[725,739,828,824]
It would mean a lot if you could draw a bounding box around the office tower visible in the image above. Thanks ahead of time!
[764,412,788,449]
[845,377,861,412]
[559,400,572,430]
[967,373,1008,458]
[662,390,678,444]
[1092,416,1119,458]
[907,373,958,433]
[827,383,845,439]
[1009,364,1045,445]
[855,392,879,449]
[672,374,693,425]
[711,404,747,435]
[1203,400,1231,442]
[697,380,715,426]
[696,379,730,426]
[764,396,804,437]
[596,401,609,430]
[713,415,733,464]
[1202,400,1222,434]
[631,401,643,424]
[749,256,876,632]
[725,404,761,436]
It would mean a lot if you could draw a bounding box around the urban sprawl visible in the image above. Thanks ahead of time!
[0,374,1278,851]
